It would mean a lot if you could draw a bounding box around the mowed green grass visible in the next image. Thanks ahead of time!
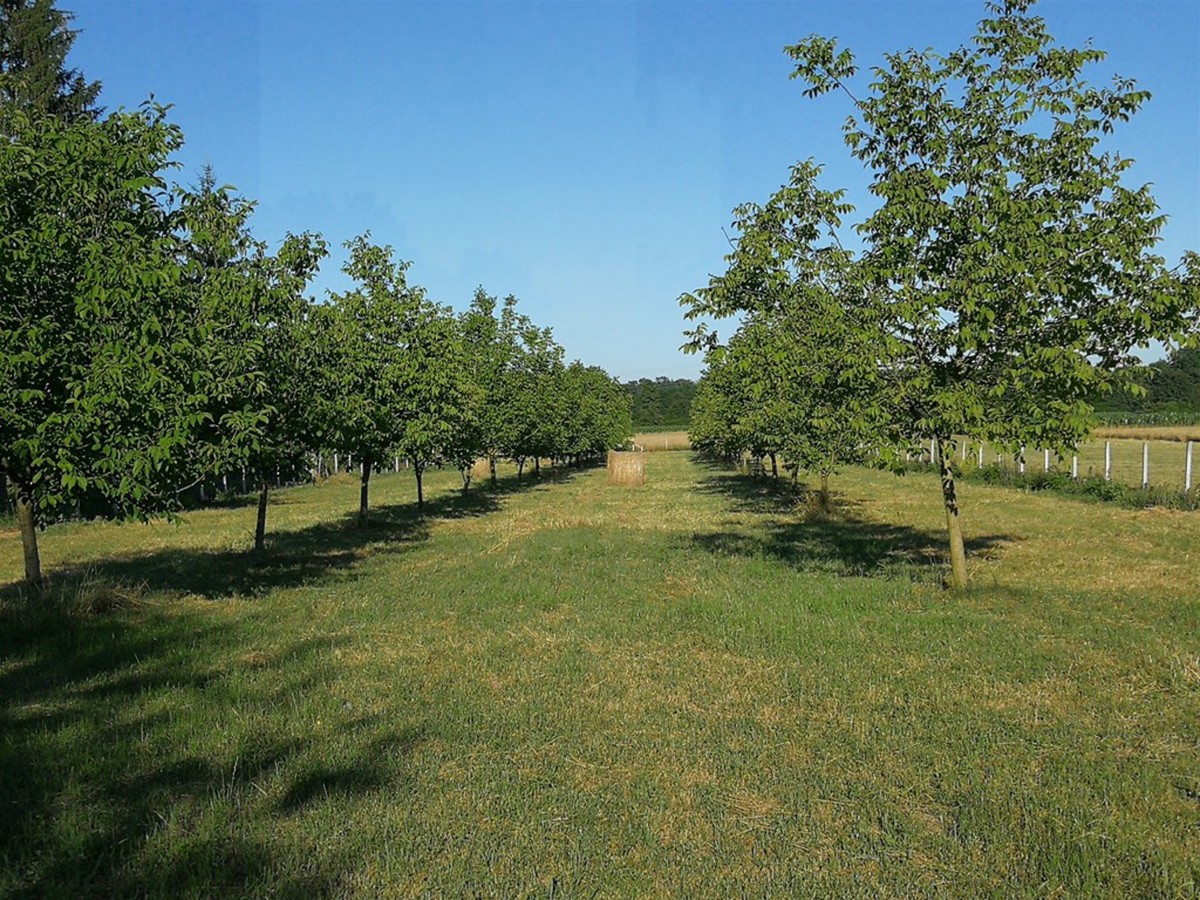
[2,455,1199,897]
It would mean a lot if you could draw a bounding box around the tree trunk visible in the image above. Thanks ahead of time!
[358,461,371,526]
[460,467,471,495]
[534,456,541,477]
[819,471,831,511]
[415,465,425,510]
[489,456,497,487]
[939,448,968,590]
[16,483,42,586]
[770,453,778,481]
[254,484,269,553]
[517,459,524,481]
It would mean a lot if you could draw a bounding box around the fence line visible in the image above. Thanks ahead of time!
[930,437,1197,495]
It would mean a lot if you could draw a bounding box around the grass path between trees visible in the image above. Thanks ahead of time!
[2,455,1198,896]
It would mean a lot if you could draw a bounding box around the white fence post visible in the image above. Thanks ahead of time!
[395,456,400,473]
[1072,454,1078,479]
[1142,441,1149,489]
[1187,441,1194,494]
[1104,441,1111,481]
[333,452,339,474]
[1043,448,1050,473]
[978,442,984,468]
[1019,445,1025,475]
[931,437,938,466]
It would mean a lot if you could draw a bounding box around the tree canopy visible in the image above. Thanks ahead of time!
[684,0,1199,588]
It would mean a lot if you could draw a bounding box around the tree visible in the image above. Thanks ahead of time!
[452,288,522,492]
[559,363,633,463]
[502,322,566,479]
[693,0,1197,589]
[0,104,216,585]
[683,161,890,503]
[688,353,746,465]
[0,0,100,130]
[322,236,423,525]
[392,295,473,510]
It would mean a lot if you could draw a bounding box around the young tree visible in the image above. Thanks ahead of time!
[559,362,633,464]
[683,161,890,502]
[393,297,474,510]
[497,320,565,480]
[0,0,100,130]
[323,236,421,526]
[694,0,1197,588]
[0,104,213,585]
[688,350,748,465]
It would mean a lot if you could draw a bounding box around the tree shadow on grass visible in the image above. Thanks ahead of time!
[690,465,1013,581]
[0,464,593,896]
[1,465,587,603]
[0,606,432,896]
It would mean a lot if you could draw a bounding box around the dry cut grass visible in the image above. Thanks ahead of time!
[632,430,691,452]
[1093,424,1200,443]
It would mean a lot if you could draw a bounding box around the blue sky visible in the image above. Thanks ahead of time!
[70,0,1199,380]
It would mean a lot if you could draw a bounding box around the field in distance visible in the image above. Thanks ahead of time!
[1,455,1198,896]
[632,430,690,451]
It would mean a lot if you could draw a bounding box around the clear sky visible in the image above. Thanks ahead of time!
[69,0,1199,381]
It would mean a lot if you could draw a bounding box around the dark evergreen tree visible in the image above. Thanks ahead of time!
[0,0,101,128]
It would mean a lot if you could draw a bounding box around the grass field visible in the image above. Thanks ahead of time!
[632,430,691,451]
[2,455,1199,896]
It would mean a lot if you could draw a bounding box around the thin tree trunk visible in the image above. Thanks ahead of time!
[534,456,541,476]
[358,461,371,526]
[254,484,269,553]
[489,456,497,487]
[517,459,524,481]
[460,468,471,495]
[770,453,778,481]
[415,465,425,510]
[939,447,968,590]
[819,471,831,511]
[16,483,42,585]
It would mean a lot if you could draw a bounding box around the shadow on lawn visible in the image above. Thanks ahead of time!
[690,463,1012,580]
[0,609,380,896]
[1,465,587,604]
[0,466,589,895]
[0,564,447,895]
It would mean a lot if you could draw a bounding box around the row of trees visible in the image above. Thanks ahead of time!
[683,0,1199,589]
[1,0,631,586]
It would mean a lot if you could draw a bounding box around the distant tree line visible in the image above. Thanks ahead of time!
[622,377,696,428]
[0,0,632,585]
[1090,349,1200,415]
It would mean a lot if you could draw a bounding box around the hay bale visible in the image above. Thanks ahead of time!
[607,450,645,486]
[471,457,492,482]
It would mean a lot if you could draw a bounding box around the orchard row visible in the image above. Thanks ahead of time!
[1,107,631,584]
